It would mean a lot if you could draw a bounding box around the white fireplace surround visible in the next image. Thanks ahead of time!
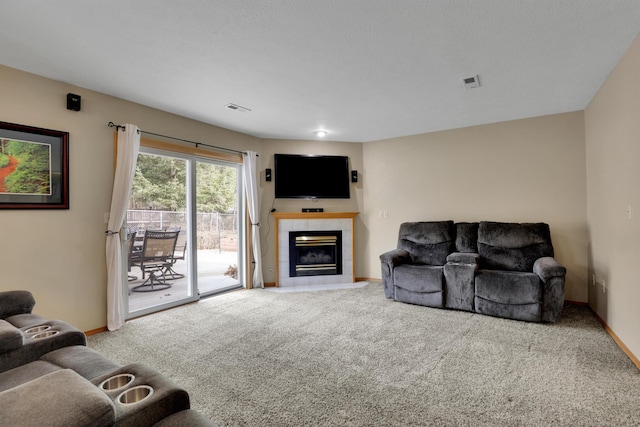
[272,212,358,287]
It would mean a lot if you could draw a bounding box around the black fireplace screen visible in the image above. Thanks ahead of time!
[289,230,342,277]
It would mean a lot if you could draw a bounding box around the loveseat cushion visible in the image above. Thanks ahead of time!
[0,360,61,392]
[475,270,543,322]
[475,271,542,305]
[454,222,479,253]
[475,298,541,322]
[397,221,454,265]
[153,410,217,427]
[394,265,444,308]
[0,369,116,427]
[477,222,554,271]
[0,319,23,354]
[394,265,444,293]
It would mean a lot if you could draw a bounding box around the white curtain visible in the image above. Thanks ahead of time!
[106,124,141,331]
[242,151,264,288]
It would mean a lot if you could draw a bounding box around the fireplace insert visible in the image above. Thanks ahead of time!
[289,230,342,277]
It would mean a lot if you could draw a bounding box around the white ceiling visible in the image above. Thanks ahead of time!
[1,1,640,142]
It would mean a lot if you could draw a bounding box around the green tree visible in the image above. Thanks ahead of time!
[130,153,186,210]
[196,163,237,213]
[130,153,237,213]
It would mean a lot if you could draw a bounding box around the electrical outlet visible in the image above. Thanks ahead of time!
[378,211,389,219]
[104,212,110,224]
[600,279,606,293]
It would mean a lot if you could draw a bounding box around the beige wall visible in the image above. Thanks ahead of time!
[585,33,640,359]
[258,139,364,283]
[362,112,589,302]
[4,35,636,349]
[0,65,260,331]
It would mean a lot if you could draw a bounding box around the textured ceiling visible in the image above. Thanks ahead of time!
[1,1,640,142]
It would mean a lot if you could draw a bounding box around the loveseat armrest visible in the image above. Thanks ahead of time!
[0,291,36,319]
[533,257,566,282]
[444,253,479,312]
[0,320,24,354]
[534,257,566,322]
[446,252,480,265]
[379,249,411,299]
[92,363,190,426]
[380,249,411,267]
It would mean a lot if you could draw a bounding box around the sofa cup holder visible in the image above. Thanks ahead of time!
[117,385,154,405]
[31,330,59,339]
[100,373,135,391]
[24,325,51,335]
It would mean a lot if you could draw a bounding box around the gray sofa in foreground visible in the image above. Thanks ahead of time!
[380,221,566,322]
[0,290,216,426]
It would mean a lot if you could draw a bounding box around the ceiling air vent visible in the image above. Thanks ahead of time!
[461,75,480,90]
[224,103,252,112]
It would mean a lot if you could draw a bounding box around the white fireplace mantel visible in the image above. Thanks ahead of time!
[271,212,359,287]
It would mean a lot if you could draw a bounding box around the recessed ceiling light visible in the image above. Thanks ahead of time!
[314,130,328,137]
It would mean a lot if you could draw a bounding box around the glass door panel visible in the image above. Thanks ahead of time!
[195,160,243,295]
[126,151,196,316]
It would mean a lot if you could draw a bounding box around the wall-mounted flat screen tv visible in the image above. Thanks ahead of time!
[274,154,350,199]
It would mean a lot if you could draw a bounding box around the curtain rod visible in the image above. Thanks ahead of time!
[107,122,253,156]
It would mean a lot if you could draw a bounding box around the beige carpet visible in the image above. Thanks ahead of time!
[88,282,640,426]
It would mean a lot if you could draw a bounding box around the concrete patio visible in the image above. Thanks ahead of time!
[127,249,241,314]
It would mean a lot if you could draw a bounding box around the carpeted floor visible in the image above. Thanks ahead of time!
[88,282,640,426]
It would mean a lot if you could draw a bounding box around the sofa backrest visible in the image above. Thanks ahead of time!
[397,221,454,265]
[477,221,554,272]
[454,222,479,253]
[0,291,36,320]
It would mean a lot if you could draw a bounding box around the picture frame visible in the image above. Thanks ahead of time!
[0,121,69,209]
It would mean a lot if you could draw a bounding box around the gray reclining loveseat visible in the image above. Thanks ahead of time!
[380,221,566,322]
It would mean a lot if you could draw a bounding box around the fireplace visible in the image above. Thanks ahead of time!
[272,212,358,287]
[289,231,342,277]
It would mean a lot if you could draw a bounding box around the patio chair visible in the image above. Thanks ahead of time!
[131,230,180,292]
[163,230,186,280]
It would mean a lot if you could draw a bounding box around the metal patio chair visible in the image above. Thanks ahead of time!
[130,230,180,292]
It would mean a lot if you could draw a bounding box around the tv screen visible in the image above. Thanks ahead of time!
[274,154,350,199]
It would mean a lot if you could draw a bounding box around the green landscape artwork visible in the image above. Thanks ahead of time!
[0,138,52,195]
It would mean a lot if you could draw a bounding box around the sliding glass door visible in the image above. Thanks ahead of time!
[125,147,244,318]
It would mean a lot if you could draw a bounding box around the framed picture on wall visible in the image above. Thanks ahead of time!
[0,121,69,209]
